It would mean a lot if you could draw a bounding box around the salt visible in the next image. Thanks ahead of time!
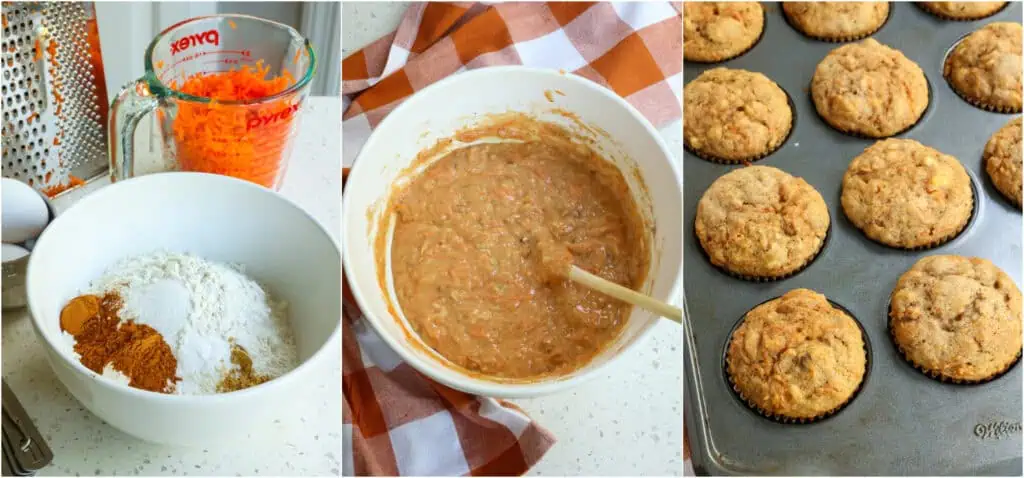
[123,278,190,342]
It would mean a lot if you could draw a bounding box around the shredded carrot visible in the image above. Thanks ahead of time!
[292,49,301,65]
[42,175,84,197]
[53,136,60,146]
[44,171,52,184]
[26,112,38,124]
[1,14,7,29]
[33,39,42,61]
[168,61,297,188]
[45,38,57,58]
[228,19,237,29]
[156,60,164,69]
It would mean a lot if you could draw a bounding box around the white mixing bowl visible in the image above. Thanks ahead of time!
[26,172,340,446]
[343,66,682,398]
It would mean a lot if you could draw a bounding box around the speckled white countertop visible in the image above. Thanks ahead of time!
[342,5,683,475]
[1,97,342,476]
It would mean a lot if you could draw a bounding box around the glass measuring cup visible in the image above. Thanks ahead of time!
[109,14,316,189]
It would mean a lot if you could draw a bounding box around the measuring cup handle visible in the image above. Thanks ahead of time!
[108,79,160,183]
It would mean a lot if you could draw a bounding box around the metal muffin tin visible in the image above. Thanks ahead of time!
[683,2,1023,475]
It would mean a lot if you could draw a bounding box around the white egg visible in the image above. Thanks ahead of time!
[2,178,50,243]
[1,243,30,263]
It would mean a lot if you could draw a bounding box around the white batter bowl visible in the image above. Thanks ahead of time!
[343,66,682,398]
[26,172,340,446]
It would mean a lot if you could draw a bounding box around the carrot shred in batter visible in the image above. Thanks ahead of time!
[167,61,299,188]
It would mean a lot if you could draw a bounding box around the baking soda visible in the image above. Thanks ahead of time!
[67,252,299,395]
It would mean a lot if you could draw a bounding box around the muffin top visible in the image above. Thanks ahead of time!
[842,139,973,248]
[727,289,866,419]
[984,116,1023,207]
[684,2,764,62]
[890,255,1022,382]
[944,22,1023,112]
[684,68,793,161]
[920,2,1007,20]
[695,166,829,278]
[782,2,889,40]
[812,39,930,137]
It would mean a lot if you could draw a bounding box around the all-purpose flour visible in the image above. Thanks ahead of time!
[69,252,299,395]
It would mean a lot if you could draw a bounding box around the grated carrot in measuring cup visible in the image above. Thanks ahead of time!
[168,61,298,188]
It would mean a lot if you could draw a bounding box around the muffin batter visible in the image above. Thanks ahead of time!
[387,127,648,379]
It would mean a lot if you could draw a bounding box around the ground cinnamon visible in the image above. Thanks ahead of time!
[217,342,271,393]
[60,292,180,393]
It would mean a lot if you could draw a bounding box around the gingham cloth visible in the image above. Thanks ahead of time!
[342,3,681,475]
[342,1,683,167]
[342,273,555,476]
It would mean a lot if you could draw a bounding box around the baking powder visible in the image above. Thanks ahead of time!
[76,252,298,395]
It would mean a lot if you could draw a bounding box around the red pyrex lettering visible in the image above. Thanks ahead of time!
[247,104,300,131]
[170,30,220,55]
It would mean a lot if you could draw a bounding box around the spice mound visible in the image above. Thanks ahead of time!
[59,252,298,395]
[61,293,179,393]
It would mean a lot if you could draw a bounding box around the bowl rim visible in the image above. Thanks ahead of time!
[26,172,342,403]
[342,65,682,398]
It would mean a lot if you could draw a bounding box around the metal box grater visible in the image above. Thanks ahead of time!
[1,1,108,196]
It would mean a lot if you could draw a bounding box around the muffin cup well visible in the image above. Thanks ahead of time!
[782,2,891,43]
[888,301,1022,385]
[685,88,796,165]
[918,2,1008,21]
[724,298,870,424]
[810,75,932,139]
[695,219,830,282]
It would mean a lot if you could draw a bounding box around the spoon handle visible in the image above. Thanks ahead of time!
[568,266,682,323]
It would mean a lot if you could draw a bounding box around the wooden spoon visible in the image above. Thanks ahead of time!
[564,264,682,323]
[534,228,683,323]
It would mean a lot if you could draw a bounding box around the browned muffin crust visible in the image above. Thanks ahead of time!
[841,139,973,249]
[984,116,1023,207]
[919,2,1007,20]
[727,289,866,420]
[695,165,829,278]
[684,2,764,62]
[684,68,793,162]
[812,39,930,137]
[944,22,1023,112]
[782,2,889,41]
[891,255,1022,382]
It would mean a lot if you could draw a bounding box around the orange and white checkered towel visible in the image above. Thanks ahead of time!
[342,1,682,167]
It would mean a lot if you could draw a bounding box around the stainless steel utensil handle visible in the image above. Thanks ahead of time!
[108,79,160,183]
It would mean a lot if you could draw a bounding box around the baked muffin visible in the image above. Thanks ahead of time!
[812,39,930,137]
[782,2,889,41]
[841,139,973,249]
[684,2,764,62]
[684,68,793,162]
[695,165,829,279]
[944,22,1023,112]
[890,255,1022,382]
[984,116,1023,207]
[727,289,866,421]
[919,2,1007,20]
